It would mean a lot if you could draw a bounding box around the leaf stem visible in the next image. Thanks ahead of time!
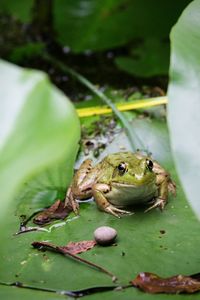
[0,280,122,298]
[44,54,141,151]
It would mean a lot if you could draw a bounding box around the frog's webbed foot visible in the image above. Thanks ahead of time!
[92,183,133,218]
[105,205,133,218]
[145,197,165,213]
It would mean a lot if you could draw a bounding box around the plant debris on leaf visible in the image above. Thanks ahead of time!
[32,240,116,281]
[34,240,97,255]
[32,240,96,256]
[33,199,72,225]
[131,272,200,294]
[81,116,120,158]
[0,280,121,298]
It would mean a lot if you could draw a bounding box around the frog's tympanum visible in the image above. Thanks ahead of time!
[65,152,176,218]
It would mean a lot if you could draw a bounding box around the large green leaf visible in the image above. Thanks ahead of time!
[54,0,191,52]
[0,0,33,22]
[0,60,80,218]
[1,118,199,299]
[115,38,169,78]
[168,0,200,218]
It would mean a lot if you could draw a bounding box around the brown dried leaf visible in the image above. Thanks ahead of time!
[131,272,200,294]
[60,240,97,255]
[33,199,72,225]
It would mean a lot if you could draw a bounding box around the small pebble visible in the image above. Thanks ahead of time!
[94,226,117,245]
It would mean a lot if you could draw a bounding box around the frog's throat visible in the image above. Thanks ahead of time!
[111,179,155,188]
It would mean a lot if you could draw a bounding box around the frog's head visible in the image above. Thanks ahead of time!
[104,152,156,186]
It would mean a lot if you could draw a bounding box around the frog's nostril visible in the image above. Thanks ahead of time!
[135,174,143,180]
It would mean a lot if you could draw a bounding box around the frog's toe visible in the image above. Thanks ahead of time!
[71,200,80,215]
[145,198,166,213]
[168,180,176,196]
[65,196,79,215]
[105,205,133,218]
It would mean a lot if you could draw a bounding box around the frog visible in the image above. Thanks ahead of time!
[64,152,176,218]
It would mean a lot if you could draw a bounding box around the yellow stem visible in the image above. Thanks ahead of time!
[77,96,168,118]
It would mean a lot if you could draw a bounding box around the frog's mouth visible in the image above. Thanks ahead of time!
[112,182,138,188]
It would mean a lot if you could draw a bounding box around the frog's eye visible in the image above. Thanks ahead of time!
[146,159,153,171]
[117,162,127,174]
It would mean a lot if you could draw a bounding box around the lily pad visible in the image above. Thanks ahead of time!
[0,117,199,300]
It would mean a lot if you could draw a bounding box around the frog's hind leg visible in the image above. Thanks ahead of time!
[73,159,93,188]
[92,183,133,218]
[64,185,80,215]
[64,159,93,214]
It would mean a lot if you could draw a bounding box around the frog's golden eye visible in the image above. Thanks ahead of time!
[146,159,153,171]
[117,162,127,174]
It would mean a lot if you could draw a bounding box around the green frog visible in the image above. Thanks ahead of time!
[65,152,176,218]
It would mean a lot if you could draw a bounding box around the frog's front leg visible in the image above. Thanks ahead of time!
[145,163,176,212]
[64,159,93,214]
[145,175,169,212]
[92,183,132,218]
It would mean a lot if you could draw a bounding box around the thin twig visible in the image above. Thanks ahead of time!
[32,241,117,282]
